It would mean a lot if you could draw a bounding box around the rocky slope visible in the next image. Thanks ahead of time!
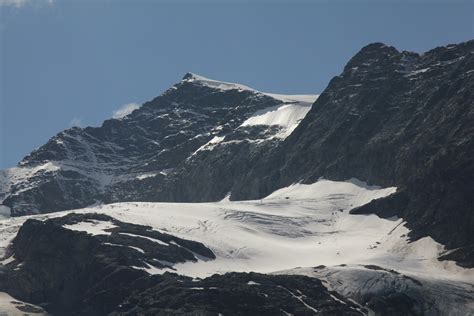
[279,265,474,316]
[233,40,474,266]
[0,73,316,214]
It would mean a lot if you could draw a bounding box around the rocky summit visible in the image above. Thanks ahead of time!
[0,73,316,215]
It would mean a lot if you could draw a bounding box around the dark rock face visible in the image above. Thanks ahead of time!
[111,272,363,316]
[438,244,474,268]
[0,214,362,316]
[303,264,474,316]
[233,40,474,266]
[0,213,215,315]
[160,137,280,202]
[1,73,284,215]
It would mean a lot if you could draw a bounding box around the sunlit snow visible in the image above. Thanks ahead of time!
[1,179,470,285]
[184,73,318,139]
[240,94,318,138]
[62,220,117,236]
[0,292,46,316]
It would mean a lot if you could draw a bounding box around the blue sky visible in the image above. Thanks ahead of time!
[1,0,473,168]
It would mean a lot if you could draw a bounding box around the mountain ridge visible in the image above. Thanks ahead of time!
[1,40,473,266]
[231,39,474,266]
[0,74,317,215]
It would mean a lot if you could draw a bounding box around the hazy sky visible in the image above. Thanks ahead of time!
[1,0,473,168]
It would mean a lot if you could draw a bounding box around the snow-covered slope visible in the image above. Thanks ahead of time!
[182,72,255,91]
[1,179,470,280]
[186,73,318,139]
[1,179,472,314]
[240,94,316,138]
[0,292,46,316]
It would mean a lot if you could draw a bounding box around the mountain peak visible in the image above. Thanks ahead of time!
[351,42,400,60]
[181,72,254,92]
[360,42,398,53]
[180,73,318,107]
[343,42,401,72]
[182,72,200,80]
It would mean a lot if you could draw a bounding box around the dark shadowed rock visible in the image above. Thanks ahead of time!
[111,272,364,316]
[0,213,215,315]
[1,73,285,215]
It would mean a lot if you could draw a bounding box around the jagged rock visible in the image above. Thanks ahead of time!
[280,265,474,316]
[233,40,474,266]
[0,74,313,214]
[0,213,215,315]
[111,272,363,316]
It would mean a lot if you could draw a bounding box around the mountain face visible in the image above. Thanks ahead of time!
[232,40,474,265]
[0,73,316,215]
[1,40,473,268]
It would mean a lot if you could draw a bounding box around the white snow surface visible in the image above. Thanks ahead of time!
[0,179,471,286]
[118,232,169,246]
[240,96,316,138]
[0,292,46,315]
[183,73,254,91]
[136,172,159,180]
[62,219,117,235]
[184,73,318,139]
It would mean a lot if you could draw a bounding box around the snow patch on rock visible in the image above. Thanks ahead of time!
[63,219,117,236]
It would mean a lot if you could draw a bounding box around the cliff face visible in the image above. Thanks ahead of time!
[1,73,314,214]
[233,41,474,260]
